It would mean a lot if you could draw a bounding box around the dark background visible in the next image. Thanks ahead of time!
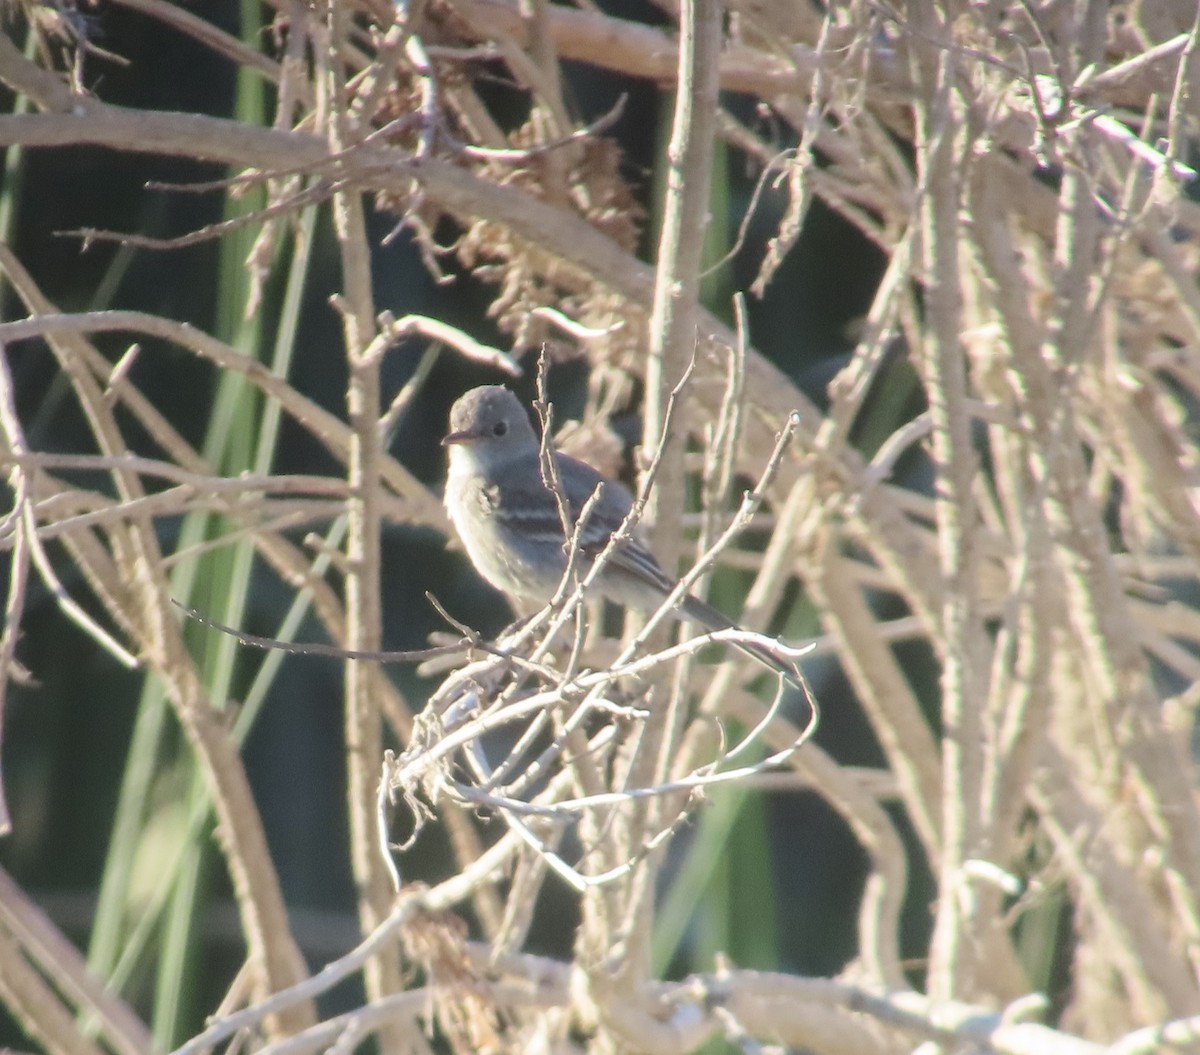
[0,0,929,1042]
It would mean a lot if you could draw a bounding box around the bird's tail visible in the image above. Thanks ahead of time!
[678,594,801,683]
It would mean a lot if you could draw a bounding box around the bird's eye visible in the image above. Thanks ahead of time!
[492,421,508,437]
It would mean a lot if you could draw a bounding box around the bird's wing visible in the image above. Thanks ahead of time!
[552,452,636,548]
[555,453,681,588]
[482,474,571,546]
[478,452,622,547]
[490,450,678,587]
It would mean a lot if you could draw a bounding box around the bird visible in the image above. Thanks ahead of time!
[441,385,795,678]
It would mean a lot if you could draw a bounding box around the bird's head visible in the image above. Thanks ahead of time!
[442,386,538,470]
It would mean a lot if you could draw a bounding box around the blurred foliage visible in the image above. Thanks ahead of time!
[0,1,888,1044]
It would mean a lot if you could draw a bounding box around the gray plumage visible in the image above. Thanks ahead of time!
[443,386,791,677]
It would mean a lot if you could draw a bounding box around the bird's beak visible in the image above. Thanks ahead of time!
[441,427,479,447]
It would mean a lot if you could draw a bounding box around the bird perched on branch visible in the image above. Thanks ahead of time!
[442,385,795,678]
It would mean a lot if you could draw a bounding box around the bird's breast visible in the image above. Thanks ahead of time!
[445,462,561,602]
